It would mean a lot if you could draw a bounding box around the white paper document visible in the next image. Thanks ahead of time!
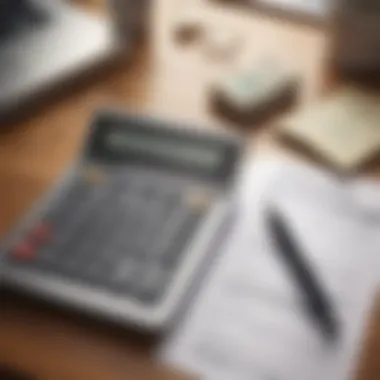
[160,155,380,380]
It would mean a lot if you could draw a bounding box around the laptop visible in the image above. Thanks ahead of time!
[0,0,121,121]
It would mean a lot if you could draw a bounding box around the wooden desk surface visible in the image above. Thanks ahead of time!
[0,1,379,379]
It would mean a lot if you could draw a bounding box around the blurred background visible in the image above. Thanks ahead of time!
[1,1,380,380]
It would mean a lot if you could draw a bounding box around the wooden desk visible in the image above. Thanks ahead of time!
[0,1,379,379]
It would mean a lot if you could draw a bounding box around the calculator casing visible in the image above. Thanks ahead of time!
[0,111,242,331]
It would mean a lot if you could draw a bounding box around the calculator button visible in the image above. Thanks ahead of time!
[161,211,202,267]
[136,288,162,304]
[12,243,36,261]
[136,267,169,304]
[112,258,139,284]
[184,188,214,212]
[140,267,167,293]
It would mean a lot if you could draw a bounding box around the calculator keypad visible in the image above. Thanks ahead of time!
[8,168,211,306]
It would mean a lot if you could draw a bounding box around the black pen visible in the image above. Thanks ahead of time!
[266,208,340,342]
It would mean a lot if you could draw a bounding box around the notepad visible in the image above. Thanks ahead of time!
[278,87,380,171]
[159,154,380,380]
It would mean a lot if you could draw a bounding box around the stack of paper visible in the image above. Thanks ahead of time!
[159,155,380,380]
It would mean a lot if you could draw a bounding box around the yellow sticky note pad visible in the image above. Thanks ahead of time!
[279,87,380,170]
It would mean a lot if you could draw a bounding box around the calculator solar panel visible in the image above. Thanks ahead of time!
[0,112,242,330]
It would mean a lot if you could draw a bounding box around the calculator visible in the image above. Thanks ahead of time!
[0,111,242,330]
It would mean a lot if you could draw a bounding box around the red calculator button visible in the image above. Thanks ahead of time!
[12,243,36,260]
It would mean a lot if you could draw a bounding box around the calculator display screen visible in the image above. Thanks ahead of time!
[106,131,222,171]
[88,114,241,183]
